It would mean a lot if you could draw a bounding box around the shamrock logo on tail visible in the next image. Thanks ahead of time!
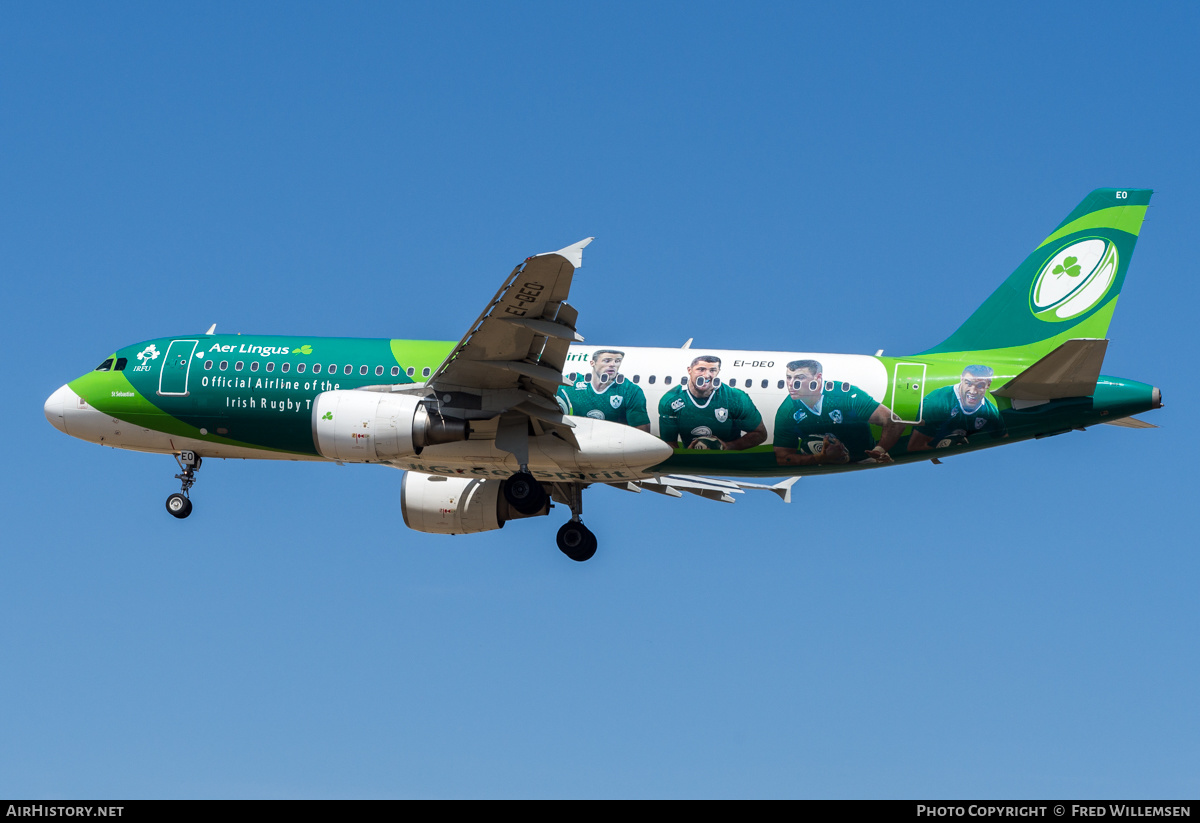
[1053,256,1082,278]
[322,411,333,421]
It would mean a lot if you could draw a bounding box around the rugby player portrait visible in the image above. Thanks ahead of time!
[907,364,1005,451]
[556,349,651,431]
[658,355,767,450]
[773,359,905,465]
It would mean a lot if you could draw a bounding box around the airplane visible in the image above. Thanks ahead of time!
[44,188,1162,562]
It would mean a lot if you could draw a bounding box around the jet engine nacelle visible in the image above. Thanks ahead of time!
[400,471,549,535]
[312,390,468,462]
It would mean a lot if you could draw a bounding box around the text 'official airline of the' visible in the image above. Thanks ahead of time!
[44,189,1162,561]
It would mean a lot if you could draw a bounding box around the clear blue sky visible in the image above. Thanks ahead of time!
[3,2,1197,798]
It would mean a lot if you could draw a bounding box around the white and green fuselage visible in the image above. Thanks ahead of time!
[47,335,1159,480]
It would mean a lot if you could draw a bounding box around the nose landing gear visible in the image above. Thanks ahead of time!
[166,450,201,519]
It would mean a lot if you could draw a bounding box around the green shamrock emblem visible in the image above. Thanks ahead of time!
[322,411,333,420]
[1052,256,1082,278]
[292,345,313,355]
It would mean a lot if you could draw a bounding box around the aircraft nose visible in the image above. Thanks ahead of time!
[44,384,75,434]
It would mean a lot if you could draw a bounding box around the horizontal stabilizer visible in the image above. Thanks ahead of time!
[994,339,1108,401]
[609,474,797,504]
[1103,415,1158,429]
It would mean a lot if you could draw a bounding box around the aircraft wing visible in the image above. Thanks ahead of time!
[429,238,590,397]
[411,239,593,449]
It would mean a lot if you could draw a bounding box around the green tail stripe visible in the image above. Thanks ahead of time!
[1037,205,1147,249]
[920,188,1152,359]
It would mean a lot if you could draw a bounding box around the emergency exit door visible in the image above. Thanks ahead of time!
[889,362,927,424]
[158,340,199,396]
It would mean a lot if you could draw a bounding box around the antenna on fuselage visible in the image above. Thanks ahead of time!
[205,324,217,335]
[681,338,693,349]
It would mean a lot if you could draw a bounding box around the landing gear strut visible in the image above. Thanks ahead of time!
[166,450,201,519]
[554,483,597,562]
[503,467,548,515]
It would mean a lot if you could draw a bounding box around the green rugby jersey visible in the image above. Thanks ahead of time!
[773,383,880,462]
[658,383,763,447]
[915,384,1004,447]
[556,377,650,427]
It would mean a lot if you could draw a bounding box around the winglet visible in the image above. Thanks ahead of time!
[539,237,594,269]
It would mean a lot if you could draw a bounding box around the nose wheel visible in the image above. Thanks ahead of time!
[166,450,201,519]
[166,493,192,518]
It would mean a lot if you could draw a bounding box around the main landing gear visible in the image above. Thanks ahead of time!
[553,482,597,563]
[501,469,598,562]
[166,450,201,519]
[503,468,548,515]
[556,521,597,563]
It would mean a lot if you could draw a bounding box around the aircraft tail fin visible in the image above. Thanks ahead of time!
[921,189,1152,361]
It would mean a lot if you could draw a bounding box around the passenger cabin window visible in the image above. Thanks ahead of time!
[266,362,275,372]
[360,365,368,376]
[250,361,259,372]
[422,367,431,377]
[235,361,244,371]
[406,367,415,377]
[282,362,290,373]
[391,366,400,377]
[220,361,228,371]
[345,365,353,375]
[296,363,305,373]
[114,358,128,371]
[648,375,656,384]
[95,359,114,372]
[204,360,213,370]
[664,376,672,385]
[842,381,850,392]
[777,380,784,389]
[632,375,640,384]
[313,364,322,373]
[761,379,768,389]
[375,365,384,376]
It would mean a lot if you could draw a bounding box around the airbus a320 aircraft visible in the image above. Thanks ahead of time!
[45,189,1162,561]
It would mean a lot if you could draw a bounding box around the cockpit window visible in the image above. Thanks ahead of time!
[114,357,128,371]
[95,359,114,372]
